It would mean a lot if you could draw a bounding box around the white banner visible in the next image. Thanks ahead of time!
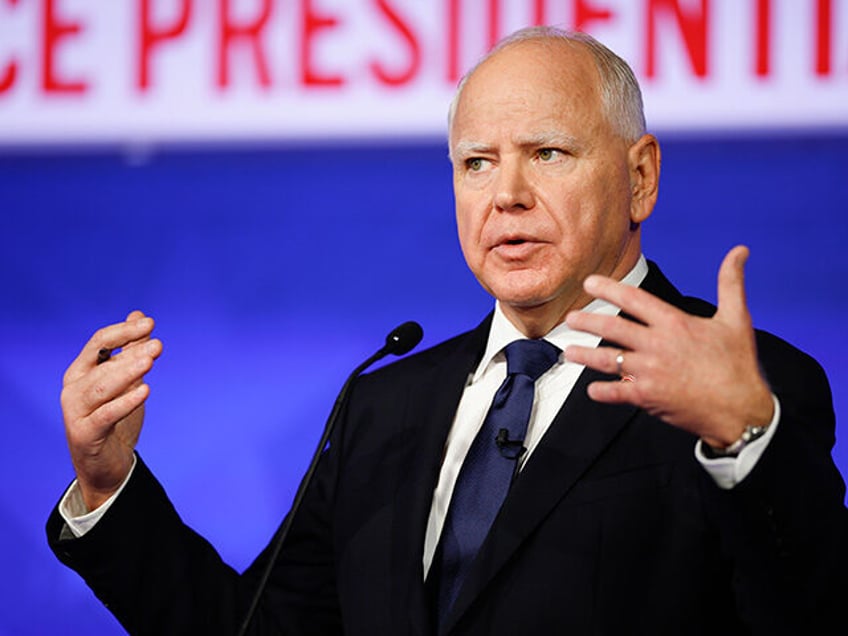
[1,0,846,145]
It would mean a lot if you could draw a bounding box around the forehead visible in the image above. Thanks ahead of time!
[451,40,606,145]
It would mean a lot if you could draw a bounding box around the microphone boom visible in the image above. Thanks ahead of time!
[236,321,423,635]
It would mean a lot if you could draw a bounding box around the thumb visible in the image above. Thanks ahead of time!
[716,245,751,325]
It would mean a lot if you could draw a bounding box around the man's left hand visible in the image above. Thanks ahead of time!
[564,246,774,449]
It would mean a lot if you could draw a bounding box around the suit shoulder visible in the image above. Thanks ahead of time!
[341,324,486,430]
[350,318,491,399]
[364,327,480,384]
[754,327,831,401]
[677,293,828,385]
[653,263,829,397]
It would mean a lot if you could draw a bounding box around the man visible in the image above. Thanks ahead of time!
[49,27,846,634]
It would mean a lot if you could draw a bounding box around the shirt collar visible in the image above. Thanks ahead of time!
[472,255,649,383]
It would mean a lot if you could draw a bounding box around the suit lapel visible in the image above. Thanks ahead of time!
[388,317,492,636]
[441,262,684,633]
[442,364,639,633]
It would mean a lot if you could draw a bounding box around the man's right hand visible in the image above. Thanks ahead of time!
[61,310,162,511]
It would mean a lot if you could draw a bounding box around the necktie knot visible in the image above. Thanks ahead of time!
[503,339,560,382]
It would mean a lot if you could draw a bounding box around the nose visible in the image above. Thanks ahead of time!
[493,158,534,212]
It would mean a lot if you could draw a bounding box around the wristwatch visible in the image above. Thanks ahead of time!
[704,424,770,458]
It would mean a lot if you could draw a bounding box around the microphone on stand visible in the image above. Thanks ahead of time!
[237,321,424,636]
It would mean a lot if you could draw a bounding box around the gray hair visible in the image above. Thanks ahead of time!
[447,26,646,149]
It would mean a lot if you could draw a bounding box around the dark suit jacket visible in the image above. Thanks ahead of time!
[48,263,848,635]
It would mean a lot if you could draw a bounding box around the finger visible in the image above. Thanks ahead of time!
[582,275,675,327]
[81,315,154,365]
[119,318,157,354]
[66,384,150,469]
[715,245,751,325]
[94,316,148,366]
[111,311,153,355]
[63,342,159,421]
[86,383,150,433]
[121,310,152,350]
[117,338,163,395]
[585,379,640,405]
[565,311,648,350]
[565,344,638,378]
[64,315,155,385]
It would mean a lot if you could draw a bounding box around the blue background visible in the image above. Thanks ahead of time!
[1,133,846,634]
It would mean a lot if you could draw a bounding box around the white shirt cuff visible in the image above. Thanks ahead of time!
[695,394,781,490]
[58,454,138,538]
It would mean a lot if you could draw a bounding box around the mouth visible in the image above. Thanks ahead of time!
[490,235,544,260]
[493,233,535,248]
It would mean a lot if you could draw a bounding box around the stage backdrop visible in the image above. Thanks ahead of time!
[1,2,847,635]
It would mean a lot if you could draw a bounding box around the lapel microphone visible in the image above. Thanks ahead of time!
[237,321,424,636]
[495,428,527,460]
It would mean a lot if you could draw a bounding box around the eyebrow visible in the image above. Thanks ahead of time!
[451,141,493,161]
[516,131,583,152]
[451,132,584,161]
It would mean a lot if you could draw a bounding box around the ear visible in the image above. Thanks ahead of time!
[628,134,661,225]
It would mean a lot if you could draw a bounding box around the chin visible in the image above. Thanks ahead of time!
[483,271,557,305]
[491,286,558,311]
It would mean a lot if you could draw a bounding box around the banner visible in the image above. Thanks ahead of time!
[1,0,846,144]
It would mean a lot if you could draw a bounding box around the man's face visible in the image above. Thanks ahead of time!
[450,40,650,334]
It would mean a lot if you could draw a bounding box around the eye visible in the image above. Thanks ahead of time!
[537,148,561,162]
[466,157,489,172]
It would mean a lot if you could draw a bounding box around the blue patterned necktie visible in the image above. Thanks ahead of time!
[433,338,561,626]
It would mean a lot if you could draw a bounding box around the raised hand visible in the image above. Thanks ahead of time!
[61,310,162,510]
[564,246,774,449]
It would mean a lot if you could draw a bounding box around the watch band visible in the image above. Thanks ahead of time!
[705,424,770,458]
